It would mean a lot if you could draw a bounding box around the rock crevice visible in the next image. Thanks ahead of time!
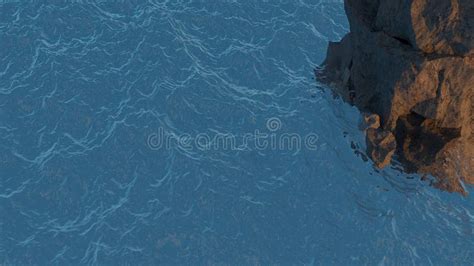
[318,0,473,194]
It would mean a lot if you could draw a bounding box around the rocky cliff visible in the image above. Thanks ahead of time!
[318,0,474,194]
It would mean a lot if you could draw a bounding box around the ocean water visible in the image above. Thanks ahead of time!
[0,1,473,265]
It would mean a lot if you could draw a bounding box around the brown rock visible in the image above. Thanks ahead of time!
[318,0,474,194]
[360,113,381,131]
[377,0,474,56]
[366,128,397,169]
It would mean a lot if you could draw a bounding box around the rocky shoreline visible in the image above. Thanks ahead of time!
[317,0,473,194]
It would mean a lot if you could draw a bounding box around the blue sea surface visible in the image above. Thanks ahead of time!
[1,1,473,265]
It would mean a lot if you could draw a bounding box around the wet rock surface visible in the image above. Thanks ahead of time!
[318,0,474,194]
